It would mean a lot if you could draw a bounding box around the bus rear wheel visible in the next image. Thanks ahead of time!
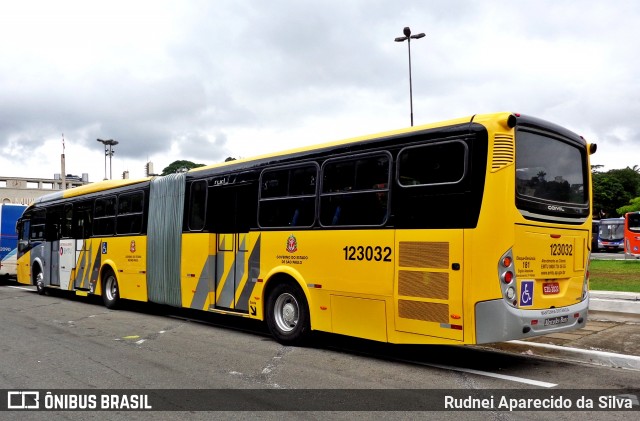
[102,269,120,309]
[266,282,310,345]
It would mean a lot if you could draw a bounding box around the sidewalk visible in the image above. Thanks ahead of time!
[589,290,640,314]
[483,291,640,370]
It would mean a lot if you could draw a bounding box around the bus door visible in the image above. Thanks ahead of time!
[212,233,251,312]
[49,239,60,287]
[72,202,94,290]
[394,230,464,341]
[16,218,31,282]
[208,180,258,313]
[55,205,77,290]
[44,208,62,288]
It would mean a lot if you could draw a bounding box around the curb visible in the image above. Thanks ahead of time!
[589,291,640,314]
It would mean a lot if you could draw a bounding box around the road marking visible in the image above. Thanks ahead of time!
[510,340,640,371]
[5,285,34,291]
[324,340,559,388]
[398,359,557,388]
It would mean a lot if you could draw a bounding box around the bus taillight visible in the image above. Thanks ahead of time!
[498,249,518,307]
[502,271,514,284]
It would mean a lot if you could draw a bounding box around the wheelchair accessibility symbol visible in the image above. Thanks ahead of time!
[520,280,534,307]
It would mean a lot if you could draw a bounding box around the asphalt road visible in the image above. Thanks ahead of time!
[591,251,636,260]
[1,281,638,420]
[591,252,615,260]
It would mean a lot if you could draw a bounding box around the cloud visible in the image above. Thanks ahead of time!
[1,0,640,183]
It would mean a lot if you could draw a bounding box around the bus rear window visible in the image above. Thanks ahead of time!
[515,131,586,206]
[629,214,640,233]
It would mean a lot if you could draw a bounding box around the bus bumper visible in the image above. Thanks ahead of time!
[475,297,588,344]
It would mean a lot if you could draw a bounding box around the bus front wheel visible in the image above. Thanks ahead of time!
[102,269,120,309]
[266,282,310,345]
[35,271,45,295]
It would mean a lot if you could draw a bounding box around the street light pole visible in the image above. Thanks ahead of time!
[395,27,425,127]
[96,139,119,180]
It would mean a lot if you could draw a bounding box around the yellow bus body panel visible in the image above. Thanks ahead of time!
[16,249,31,285]
[89,236,148,302]
[513,225,587,309]
[181,233,214,310]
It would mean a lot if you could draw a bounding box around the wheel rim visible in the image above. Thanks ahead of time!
[273,293,299,333]
[36,272,44,290]
[105,276,117,301]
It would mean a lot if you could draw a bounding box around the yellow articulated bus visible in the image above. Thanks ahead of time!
[16,112,596,345]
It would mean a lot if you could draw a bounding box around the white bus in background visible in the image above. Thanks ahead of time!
[0,204,27,278]
[598,217,625,252]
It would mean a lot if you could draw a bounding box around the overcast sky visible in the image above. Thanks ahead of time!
[1,1,638,183]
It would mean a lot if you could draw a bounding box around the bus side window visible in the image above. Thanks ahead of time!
[45,206,63,241]
[258,164,317,229]
[209,181,258,233]
[188,180,207,231]
[93,196,116,236]
[62,205,73,239]
[320,153,390,227]
[30,209,46,240]
[397,141,467,186]
[17,219,30,252]
[73,201,93,239]
[116,191,145,235]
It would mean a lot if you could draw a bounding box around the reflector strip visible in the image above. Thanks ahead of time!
[440,323,463,330]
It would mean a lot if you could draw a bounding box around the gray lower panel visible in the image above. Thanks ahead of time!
[475,297,588,344]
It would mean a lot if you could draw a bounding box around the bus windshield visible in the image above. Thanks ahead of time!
[600,221,624,241]
[629,213,640,233]
[515,131,586,205]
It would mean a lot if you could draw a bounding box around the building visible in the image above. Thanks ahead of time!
[0,173,90,205]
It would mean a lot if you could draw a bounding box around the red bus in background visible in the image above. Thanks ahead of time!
[624,212,640,259]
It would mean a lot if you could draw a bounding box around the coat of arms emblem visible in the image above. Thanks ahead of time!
[286,234,297,253]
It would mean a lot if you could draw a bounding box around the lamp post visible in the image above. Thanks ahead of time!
[96,139,119,180]
[395,26,425,127]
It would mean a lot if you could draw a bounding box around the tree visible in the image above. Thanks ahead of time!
[592,166,640,217]
[161,160,205,175]
[617,197,640,214]
[593,173,629,218]
[607,167,640,197]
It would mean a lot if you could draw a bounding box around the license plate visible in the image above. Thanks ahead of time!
[544,315,568,326]
[543,282,560,295]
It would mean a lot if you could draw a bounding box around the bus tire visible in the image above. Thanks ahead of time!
[102,268,120,309]
[265,282,310,345]
[35,270,45,295]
